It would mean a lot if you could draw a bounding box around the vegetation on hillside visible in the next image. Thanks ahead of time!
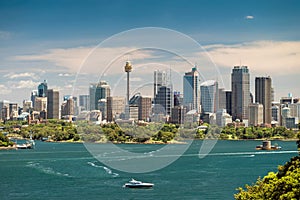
[234,134,300,199]
[0,132,14,147]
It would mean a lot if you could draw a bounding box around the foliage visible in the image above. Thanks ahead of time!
[235,156,300,200]
[0,132,14,146]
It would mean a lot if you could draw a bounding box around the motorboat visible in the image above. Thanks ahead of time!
[123,179,154,188]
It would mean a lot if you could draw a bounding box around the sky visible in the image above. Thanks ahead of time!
[0,0,300,105]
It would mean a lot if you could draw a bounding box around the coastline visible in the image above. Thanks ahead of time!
[0,145,17,150]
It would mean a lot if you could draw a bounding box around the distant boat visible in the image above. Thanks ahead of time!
[256,140,281,150]
[123,179,154,188]
[16,139,35,149]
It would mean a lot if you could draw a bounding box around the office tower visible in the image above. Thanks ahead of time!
[23,100,33,113]
[8,103,18,120]
[106,96,126,122]
[272,105,280,124]
[249,103,263,126]
[0,100,9,120]
[38,80,48,97]
[124,61,132,103]
[171,106,186,124]
[79,95,90,111]
[153,86,172,116]
[154,70,167,97]
[218,88,226,111]
[138,96,152,121]
[61,96,75,117]
[231,66,250,121]
[89,81,111,110]
[225,91,232,115]
[200,80,218,113]
[34,97,47,112]
[31,90,38,107]
[98,99,107,120]
[183,66,199,111]
[216,109,232,127]
[47,89,59,119]
[173,91,181,107]
[255,76,272,124]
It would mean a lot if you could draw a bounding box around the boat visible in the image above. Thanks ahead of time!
[16,140,35,149]
[256,140,281,150]
[123,179,154,188]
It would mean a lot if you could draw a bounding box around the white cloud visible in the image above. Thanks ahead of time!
[0,84,12,94]
[58,73,72,77]
[4,72,37,79]
[204,40,300,75]
[245,15,254,20]
[14,46,156,76]
[13,80,39,89]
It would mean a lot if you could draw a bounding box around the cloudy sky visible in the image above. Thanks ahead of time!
[0,0,300,104]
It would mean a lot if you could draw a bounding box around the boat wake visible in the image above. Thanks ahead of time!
[26,162,72,177]
[87,161,119,177]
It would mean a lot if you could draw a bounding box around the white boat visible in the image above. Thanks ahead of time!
[123,179,154,188]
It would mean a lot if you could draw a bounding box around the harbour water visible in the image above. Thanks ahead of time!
[0,140,298,200]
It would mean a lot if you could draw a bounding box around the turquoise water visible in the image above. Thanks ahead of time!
[0,140,298,200]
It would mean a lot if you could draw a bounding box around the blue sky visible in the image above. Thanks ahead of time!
[0,0,300,104]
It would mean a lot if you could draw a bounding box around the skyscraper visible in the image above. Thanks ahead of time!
[38,80,48,97]
[249,103,263,126]
[225,91,232,115]
[89,81,110,110]
[153,86,172,115]
[47,89,59,119]
[255,76,272,124]
[231,66,250,121]
[154,70,167,97]
[107,96,126,122]
[79,95,90,111]
[183,66,199,111]
[200,80,218,113]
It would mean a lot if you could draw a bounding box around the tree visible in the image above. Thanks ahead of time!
[234,135,300,199]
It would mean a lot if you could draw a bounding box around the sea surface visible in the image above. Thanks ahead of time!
[0,140,298,200]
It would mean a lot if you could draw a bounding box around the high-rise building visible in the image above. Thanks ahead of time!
[106,96,126,122]
[255,76,272,124]
[225,91,232,115]
[31,90,38,107]
[171,106,186,124]
[183,67,199,111]
[47,89,59,119]
[249,103,263,126]
[218,88,226,111]
[34,97,47,112]
[231,66,250,121]
[154,70,167,98]
[8,103,18,120]
[79,95,90,111]
[153,86,172,116]
[23,100,33,113]
[61,96,75,117]
[0,100,10,120]
[38,80,48,97]
[272,105,280,124]
[89,81,111,110]
[200,80,218,113]
[138,96,152,121]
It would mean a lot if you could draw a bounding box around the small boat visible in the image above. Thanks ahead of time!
[256,140,281,150]
[123,179,154,188]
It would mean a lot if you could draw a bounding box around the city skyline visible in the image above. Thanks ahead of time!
[0,0,300,104]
